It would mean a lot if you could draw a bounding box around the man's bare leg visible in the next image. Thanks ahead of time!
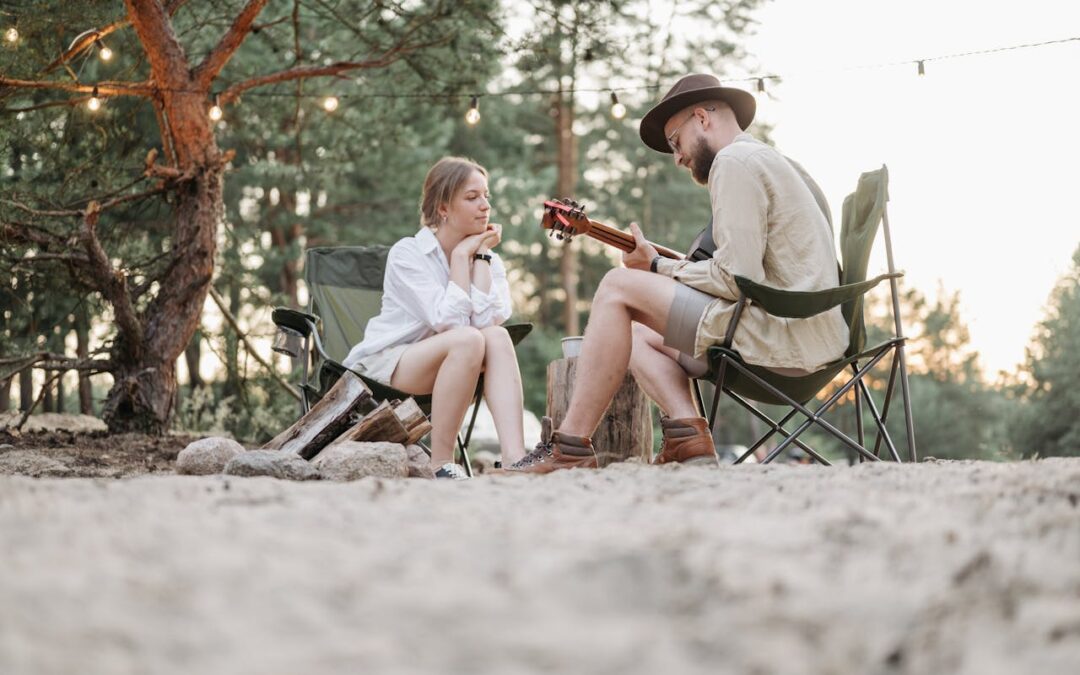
[479,325,526,464]
[628,323,700,419]
[558,268,680,438]
[391,327,485,466]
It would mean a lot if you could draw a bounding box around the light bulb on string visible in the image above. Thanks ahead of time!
[87,86,101,112]
[322,96,339,112]
[917,60,925,76]
[96,38,113,61]
[4,27,18,43]
[208,94,223,121]
[609,91,626,120]
[465,96,480,126]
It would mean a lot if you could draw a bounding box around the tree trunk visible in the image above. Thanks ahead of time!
[184,328,204,390]
[18,367,32,412]
[101,166,221,434]
[76,307,93,414]
[547,357,652,465]
[555,87,580,337]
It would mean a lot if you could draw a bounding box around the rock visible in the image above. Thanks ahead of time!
[405,444,435,479]
[176,437,245,475]
[223,450,320,481]
[470,449,500,474]
[312,442,408,481]
[0,450,74,477]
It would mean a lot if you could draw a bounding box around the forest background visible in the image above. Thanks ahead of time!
[1,0,1077,461]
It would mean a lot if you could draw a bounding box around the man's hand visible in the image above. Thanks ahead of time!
[622,222,659,271]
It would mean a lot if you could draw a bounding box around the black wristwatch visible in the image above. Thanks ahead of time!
[474,253,492,263]
[650,254,661,273]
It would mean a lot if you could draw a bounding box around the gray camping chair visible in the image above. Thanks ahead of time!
[271,246,532,475]
[692,166,916,465]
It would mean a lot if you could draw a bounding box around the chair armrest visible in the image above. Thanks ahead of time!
[271,307,320,337]
[733,273,902,319]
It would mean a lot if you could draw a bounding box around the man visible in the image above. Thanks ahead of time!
[509,73,848,473]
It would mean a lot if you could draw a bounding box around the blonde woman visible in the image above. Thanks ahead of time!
[343,157,526,479]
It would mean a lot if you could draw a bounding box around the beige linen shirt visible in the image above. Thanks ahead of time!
[655,133,849,371]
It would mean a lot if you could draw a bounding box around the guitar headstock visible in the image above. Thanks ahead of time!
[541,198,590,241]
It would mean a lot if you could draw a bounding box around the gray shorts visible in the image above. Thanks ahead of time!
[663,283,714,378]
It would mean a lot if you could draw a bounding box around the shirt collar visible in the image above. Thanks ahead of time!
[415,226,440,254]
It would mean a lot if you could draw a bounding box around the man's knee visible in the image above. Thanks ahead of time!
[595,267,637,303]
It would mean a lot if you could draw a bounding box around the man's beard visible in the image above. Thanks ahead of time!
[689,138,717,186]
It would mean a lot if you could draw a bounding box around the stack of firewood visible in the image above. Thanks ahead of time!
[262,372,432,461]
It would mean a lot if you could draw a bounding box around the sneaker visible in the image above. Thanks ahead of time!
[507,416,598,474]
[434,463,469,480]
[653,416,719,466]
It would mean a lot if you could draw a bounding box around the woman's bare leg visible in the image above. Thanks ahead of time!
[390,327,485,466]
[479,325,526,464]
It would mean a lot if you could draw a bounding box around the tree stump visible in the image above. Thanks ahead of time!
[546,357,652,466]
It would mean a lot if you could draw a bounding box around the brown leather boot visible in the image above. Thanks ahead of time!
[507,416,598,474]
[653,416,719,466]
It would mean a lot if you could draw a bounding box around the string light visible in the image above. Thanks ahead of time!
[208,94,223,121]
[609,91,626,119]
[465,95,480,125]
[757,78,767,95]
[4,27,17,43]
[95,37,113,62]
[917,60,925,76]
[86,86,101,111]
[322,95,339,112]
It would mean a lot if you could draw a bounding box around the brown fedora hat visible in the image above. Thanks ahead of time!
[639,73,756,153]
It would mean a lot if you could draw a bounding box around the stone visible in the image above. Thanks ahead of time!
[0,450,73,477]
[405,444,435,479]
[223,450,320,481]
[176,437,246,476]
[312,442,408,481]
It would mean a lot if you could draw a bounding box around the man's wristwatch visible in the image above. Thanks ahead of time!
[474,253,492,263]
[650,254,661,273]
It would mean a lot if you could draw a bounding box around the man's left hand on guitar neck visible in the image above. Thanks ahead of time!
[622,222,660,272]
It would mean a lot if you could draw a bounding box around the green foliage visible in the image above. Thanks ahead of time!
[1010,245,1080,458]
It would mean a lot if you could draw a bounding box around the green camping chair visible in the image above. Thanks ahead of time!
[270,245,532,475]
[692,165,916,465]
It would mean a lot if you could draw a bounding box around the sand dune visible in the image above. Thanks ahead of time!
[1,459,1078,674]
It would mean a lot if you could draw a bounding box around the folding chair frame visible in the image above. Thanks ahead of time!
[691,178,917,466]
[273,308,483,477]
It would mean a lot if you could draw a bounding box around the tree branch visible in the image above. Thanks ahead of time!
[81,202,143,361]
[208,286,301,402]
[193,0,270,90]
[220,50,434,103]
[0,77,153,98]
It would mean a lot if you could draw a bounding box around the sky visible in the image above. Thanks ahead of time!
[737,0,1080,377]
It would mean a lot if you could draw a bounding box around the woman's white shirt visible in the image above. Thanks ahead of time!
[343,227,512,368]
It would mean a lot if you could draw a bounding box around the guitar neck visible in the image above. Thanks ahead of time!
[584,219,684,260]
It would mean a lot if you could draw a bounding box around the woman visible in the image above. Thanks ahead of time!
[343,157,526,479]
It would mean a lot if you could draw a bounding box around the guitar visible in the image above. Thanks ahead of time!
[541,199,716,262]
[541,199,683,259]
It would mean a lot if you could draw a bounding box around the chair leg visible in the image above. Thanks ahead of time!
[852,362,864,463]
[692,379,707,419]
[726,355,888,463]
[455,387,484,478]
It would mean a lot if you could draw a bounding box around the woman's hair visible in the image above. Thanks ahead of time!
[419,157,488,229]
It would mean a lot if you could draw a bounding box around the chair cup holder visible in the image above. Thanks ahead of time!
[272,326,304,359]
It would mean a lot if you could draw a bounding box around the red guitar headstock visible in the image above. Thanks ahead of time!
[541,198,590,241]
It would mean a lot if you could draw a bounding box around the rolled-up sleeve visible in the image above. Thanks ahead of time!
[470,254,512,327]
[655,155,768,301]
[385,245,473,331]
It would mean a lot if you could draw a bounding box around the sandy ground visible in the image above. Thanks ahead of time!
[1,459,1078,675]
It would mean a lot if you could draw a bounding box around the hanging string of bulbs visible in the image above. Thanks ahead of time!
[4,24,1077,122]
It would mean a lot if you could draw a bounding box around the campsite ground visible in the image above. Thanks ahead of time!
[1,426,1079,675]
